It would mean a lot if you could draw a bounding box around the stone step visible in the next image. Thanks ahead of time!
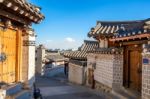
[121,88,141,99]
[2,83,23,96]
[6,90,32,99]
[112,89,141,99]
[13,90,31,99]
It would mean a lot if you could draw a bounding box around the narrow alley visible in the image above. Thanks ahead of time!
[1,0,150,99]
[35,74,118,99]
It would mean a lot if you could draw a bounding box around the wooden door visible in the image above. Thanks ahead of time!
[0,26,17,83]
[129,50,142,91]
[124,45,142,92]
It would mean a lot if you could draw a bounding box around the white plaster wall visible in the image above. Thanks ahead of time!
[28,45,35,87]
[28,34,36,87]
[69,63,84,85]
[0,90,6,99]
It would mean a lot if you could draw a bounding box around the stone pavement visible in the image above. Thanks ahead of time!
[35,75,119,99]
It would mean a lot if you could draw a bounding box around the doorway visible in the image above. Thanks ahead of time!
[124,45,142,92]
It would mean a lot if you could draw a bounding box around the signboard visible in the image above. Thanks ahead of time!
[143,58,149,64]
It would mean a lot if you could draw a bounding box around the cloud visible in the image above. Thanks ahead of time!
[46,40,53,42]
[65,37,75,43]
[39,37,82,50]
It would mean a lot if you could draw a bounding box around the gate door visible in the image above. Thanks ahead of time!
[0,26,17,83]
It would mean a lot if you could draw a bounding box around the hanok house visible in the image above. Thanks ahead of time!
[45,51,66,67]
[0,0,44,99]
[43,52,67,77]
[63,40,99,85]
[87,19,150,99]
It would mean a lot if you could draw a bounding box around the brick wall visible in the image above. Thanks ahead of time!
[142,53,150,99]
[87,53,123,90]
[68,62,85,85]
[112,54,123,88]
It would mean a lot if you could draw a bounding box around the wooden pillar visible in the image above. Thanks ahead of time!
[100,39,105,48]
[100,38,108,48]
[104,38,108,48]
[16,28,23,82]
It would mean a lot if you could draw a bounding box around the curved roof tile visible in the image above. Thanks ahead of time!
[63,40,99,59]
[88,19,150,38]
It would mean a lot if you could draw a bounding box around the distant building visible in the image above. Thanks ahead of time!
[0,0,44,98]
[88,19,150,99]
[45,51,67,68]
[35,45,46,75]
[63,40,99,85]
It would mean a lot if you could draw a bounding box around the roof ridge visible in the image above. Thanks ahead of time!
[96,18,150,25]
[84,40,98,43]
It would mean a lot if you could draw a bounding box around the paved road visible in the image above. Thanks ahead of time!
[35,75,118,99]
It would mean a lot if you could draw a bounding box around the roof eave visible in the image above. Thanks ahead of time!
[0,0,45,24]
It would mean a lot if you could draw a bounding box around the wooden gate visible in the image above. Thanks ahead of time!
[0,25,22,83]
[129,50,142,91]
[124,45,142,92]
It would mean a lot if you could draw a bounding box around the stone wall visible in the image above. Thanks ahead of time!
[87,53,123,90]
[86,53,96,86]
[68,62,86,85]
[142,52,150,99]
[112,54,124,88]
[22,27,36,88]
[35,45,45,75]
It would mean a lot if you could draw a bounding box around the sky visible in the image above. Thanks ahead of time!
[29,0,150,50]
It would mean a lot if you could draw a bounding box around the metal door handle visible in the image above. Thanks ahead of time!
[137,68,142,74]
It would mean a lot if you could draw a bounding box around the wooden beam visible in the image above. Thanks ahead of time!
[121,40,148,45]
[109,34,150,42]
[0,9,30,25]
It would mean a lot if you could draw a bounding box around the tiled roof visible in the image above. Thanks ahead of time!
[63,40,99,59]
[88,18,150,39]
[0,0,44,23]
[63,51,87,60]
[46,54,66,62]
[79,40,99,51]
